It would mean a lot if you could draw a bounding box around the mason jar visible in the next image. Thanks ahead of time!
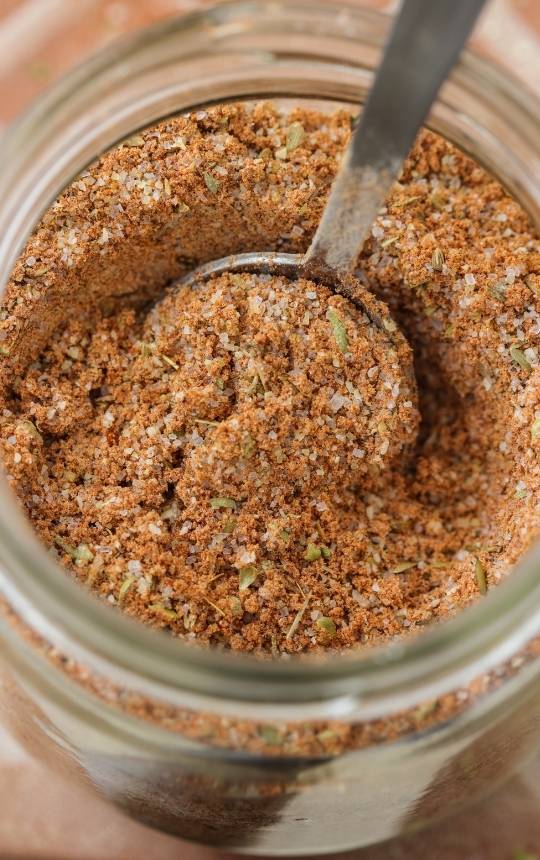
[0,1,539,854]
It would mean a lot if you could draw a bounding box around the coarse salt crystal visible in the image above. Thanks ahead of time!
[329,392,348,413]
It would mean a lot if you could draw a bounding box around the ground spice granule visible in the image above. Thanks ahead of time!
[0,102,539,661]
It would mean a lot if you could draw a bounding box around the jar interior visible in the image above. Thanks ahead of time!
[0,4,539,716]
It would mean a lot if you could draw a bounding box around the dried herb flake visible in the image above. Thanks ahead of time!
[474,558,487,595]
[286,122,305,152]
[315,616,336,636]
[509,345,532,373]
[326,308,349,352]
[304,543,321,562]
[204,172,220,194]
[210,497,237,510]
[239,566,258,590]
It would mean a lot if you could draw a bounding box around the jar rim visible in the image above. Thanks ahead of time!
[1,0,540,719]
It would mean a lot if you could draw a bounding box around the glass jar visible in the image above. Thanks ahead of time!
[0,1,539,854]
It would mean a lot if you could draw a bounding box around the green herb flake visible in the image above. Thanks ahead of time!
[413,700,438,721]
[215,378,225,391]
[489,282,507,302]
[474,558,487,595]
[259,725,282,745]
[286,122,305,152]
[531,418,540,440]
[229,596,243,617]
[74,543,94,566]
[317,729,337,743]
[150,603,178,621]
[326,308,349,352]
[279,529,290,542]
[286,592,311,640]
[203,172,220,194]
[321,545,332,560]
[513,851,538,860]
[431,248,445,272]
[140,341,156,357]
[0,345,10,356]
[119,576,135,601]
[18,419,43,442]
[125,135,145,147]
[161,354,179,370]
[515,486,528,499]
[304,543,321,562]
[242,435,256,459]
[223,518,237,534]
[315,616,337,636]
[397,195,423,208]
[210,497,237,510]
[193,417,220,427]
[54,536,76,558]
[170,136,187,150]
[201,595,225,616]
[239,566,258,591]
[392,561,417,573]
[509,344,532,373]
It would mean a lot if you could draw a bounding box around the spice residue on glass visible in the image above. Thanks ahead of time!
[0,102,539,654]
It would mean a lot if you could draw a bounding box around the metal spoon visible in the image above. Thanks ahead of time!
[180,0,486,313]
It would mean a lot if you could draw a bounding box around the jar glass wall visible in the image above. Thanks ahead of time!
[0,2,539,854]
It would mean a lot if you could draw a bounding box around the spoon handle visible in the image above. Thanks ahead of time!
[304,0,487,278]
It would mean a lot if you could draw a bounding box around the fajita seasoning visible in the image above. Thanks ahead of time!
[0,102,539,658]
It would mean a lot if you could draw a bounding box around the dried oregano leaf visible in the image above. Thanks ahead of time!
[239,566,258,590]
[326,308,348,352]
[509,344,531,373]
[149,603,178,621]
[286,122,305,152]
[474,558,487,595]
[204,172,220,194]
[315,617,336,636]
[210,497,237,510]
[431,248,445,271]
[304,543,321,562]
[392,561,417,573]
[118,576,135,601]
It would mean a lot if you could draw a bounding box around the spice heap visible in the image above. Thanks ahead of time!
[0,102,539,655]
